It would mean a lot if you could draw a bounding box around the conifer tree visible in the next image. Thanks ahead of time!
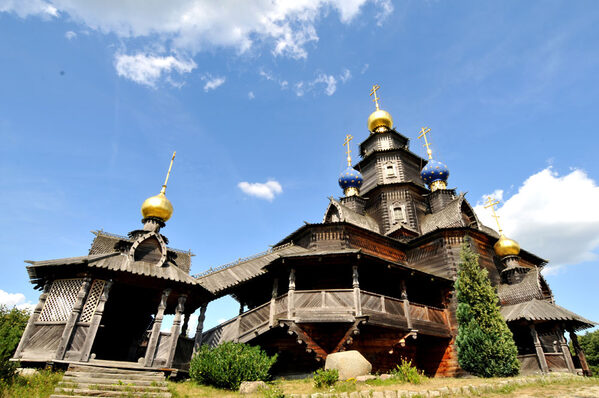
[454,237,520,377]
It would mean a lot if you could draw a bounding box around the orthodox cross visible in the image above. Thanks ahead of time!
[417,127,433,160]
[484,196,503,235]
[370,84,381,110]
[161,151,176,194]
[343,134,353,167]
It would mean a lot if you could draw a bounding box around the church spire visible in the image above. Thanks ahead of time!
[141,151,176,223]
[418,127,450,191]
[367,84,394,133]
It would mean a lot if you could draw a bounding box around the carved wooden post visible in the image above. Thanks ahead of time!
[569,328,592,376]
[14,281,52,359]
[269,278,279,327]
[530,323,549,373]
[166,295,187,368]
[401,279,412,329]
[556,325,575,373]
[80,280,113,362]
[56,276,92,360]
[239,300,245,315]
[352,265,362,316]
[181,313,190,337]
[287,268,296,319]
[193,304,208,354]
[144,288,171,367]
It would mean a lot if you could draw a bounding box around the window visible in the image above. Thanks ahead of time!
[385,163,397,178]
[391,203,406,224]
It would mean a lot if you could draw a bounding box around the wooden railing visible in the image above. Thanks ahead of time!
[202,289,448,346]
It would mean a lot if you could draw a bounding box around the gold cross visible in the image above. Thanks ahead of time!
[343,134,353,167]
[417,127,433,160]
[160,151,176,194]
[370,84,381,110]
[484,196,503,235]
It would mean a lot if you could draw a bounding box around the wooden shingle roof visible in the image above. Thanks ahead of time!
[497,269,545,306]
[501,299,596,331]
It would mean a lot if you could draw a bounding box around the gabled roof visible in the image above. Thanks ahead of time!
[419,194,479,235]
[323,199,380,233]
[195,244,309,294]
[501,299,596,331]
[26,251,199,286]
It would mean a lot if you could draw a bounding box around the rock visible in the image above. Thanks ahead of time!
[356,375,377,382]
[429,390,441,397]
[360,391,372,397]
[380,374,393,380]
[325,350,372,380]
[239,381,267,394]
[437,386,449,395]
[16,368,38,377]
[372,392,385,398]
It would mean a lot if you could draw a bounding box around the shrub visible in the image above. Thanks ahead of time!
[189,342,277,390]
[313,368,338,388]
[454,238,520,377]
[390,358,425,384]
[0,305,30,380]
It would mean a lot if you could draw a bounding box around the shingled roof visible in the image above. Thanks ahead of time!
[501,299,596,331]
[497,268,545,306]
[419,195,479,235]
[323,199,380,233]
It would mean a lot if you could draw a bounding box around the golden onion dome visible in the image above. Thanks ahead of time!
[494,234,520,258]
[141,192,173,221]
[367,109,393,133]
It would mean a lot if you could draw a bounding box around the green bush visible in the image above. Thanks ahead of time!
[0,369,62,398]
[189,342,277,390]
[454,238,520,377]
[390,358,426,384]
[0,305,30,380]
[313,368,338,388]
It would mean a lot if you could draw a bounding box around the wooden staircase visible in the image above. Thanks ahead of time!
[50,364,171,397]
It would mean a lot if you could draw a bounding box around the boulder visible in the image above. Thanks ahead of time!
[325,350,372,380]
[239,381,268,394]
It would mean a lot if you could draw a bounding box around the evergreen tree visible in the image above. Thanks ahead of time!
[454,237,520,377]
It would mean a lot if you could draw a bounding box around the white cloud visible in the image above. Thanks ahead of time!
[248,91,255,99]
[114,53,196,87]
[64,30,77,40]
[238,179,283,201]
[474,168,599,274]
[314,73,337,96]
[339,68,351,83]
[202,74,226,92]
[0,0,58,18]
[294,68,351,96]
[0,289,34,311]
[294,81,305,97]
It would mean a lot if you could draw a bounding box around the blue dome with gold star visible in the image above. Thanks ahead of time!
[339,166,363,191]
[421,159,449,186]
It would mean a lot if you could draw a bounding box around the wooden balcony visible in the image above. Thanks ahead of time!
[202,289,451,347]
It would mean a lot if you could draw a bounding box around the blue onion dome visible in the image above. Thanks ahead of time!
[420,159,450,188]
[338,166,363,195]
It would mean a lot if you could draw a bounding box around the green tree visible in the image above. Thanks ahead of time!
[0,305,30,379]
[454,237,520,377]
[576,329,599,375]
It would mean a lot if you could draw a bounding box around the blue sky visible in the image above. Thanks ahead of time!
[1,1,598,334]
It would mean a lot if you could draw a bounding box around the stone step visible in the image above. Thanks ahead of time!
[64,371,165,382]
[62,375,167,386]
[68,365,164,376]
[57,382,169,392]
[52,387,171,397]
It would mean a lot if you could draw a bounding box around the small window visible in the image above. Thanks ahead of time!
[391,204,405,224]
[385,163,396,178]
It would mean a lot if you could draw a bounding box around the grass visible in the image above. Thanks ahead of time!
[0,370,63,398]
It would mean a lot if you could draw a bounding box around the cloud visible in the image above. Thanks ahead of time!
[248,91,255,99]
[0,289,34,311]
[114,53,196,87]
[0,0,58,18]
[64,30,77,40]
[314,73,337,96]
[202,74,226,92]
[294,68,351,96]
[238,179,283,201]
[474,168,599,274]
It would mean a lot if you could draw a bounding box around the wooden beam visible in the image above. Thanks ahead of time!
[166,295,187,368]
[56,276,92,360]
[287,268,296,319]
[80,280,113,362]
[193,304,208,354]
[13,281,52,359]
[269,278,279,327]
[144,288,171,367]
[530,323,549,373]
[352,265,362,316]
[331,319,363,354]
[401,279,412,330]
[285,322,327,361]
[569,328,592,376]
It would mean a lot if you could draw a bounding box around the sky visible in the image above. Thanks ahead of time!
[1,1,598,336]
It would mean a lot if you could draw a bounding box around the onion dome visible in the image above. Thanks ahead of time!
[420,159,450,191]
[368,109,393,133]
[338,166,363,197]
[494,234,521,258]
[141,192,173,221]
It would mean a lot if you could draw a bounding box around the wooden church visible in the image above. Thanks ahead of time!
[14,86,595,377]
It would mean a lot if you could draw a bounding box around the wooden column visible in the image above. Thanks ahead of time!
[530,323,549,373]
[56,276,92,360]
[352,266,362,316]
[181,313,190,337]
[569,329,592,376]
[144,289,171,367]
[14,281,52,359]
[269,278,279,327]
[166,295,187,368]
[239,300,245,315]
[80,280,113,362]
[287,268,296,319]
[401,279,412,329]
[193,304,208,354]
[556,325,575,373]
